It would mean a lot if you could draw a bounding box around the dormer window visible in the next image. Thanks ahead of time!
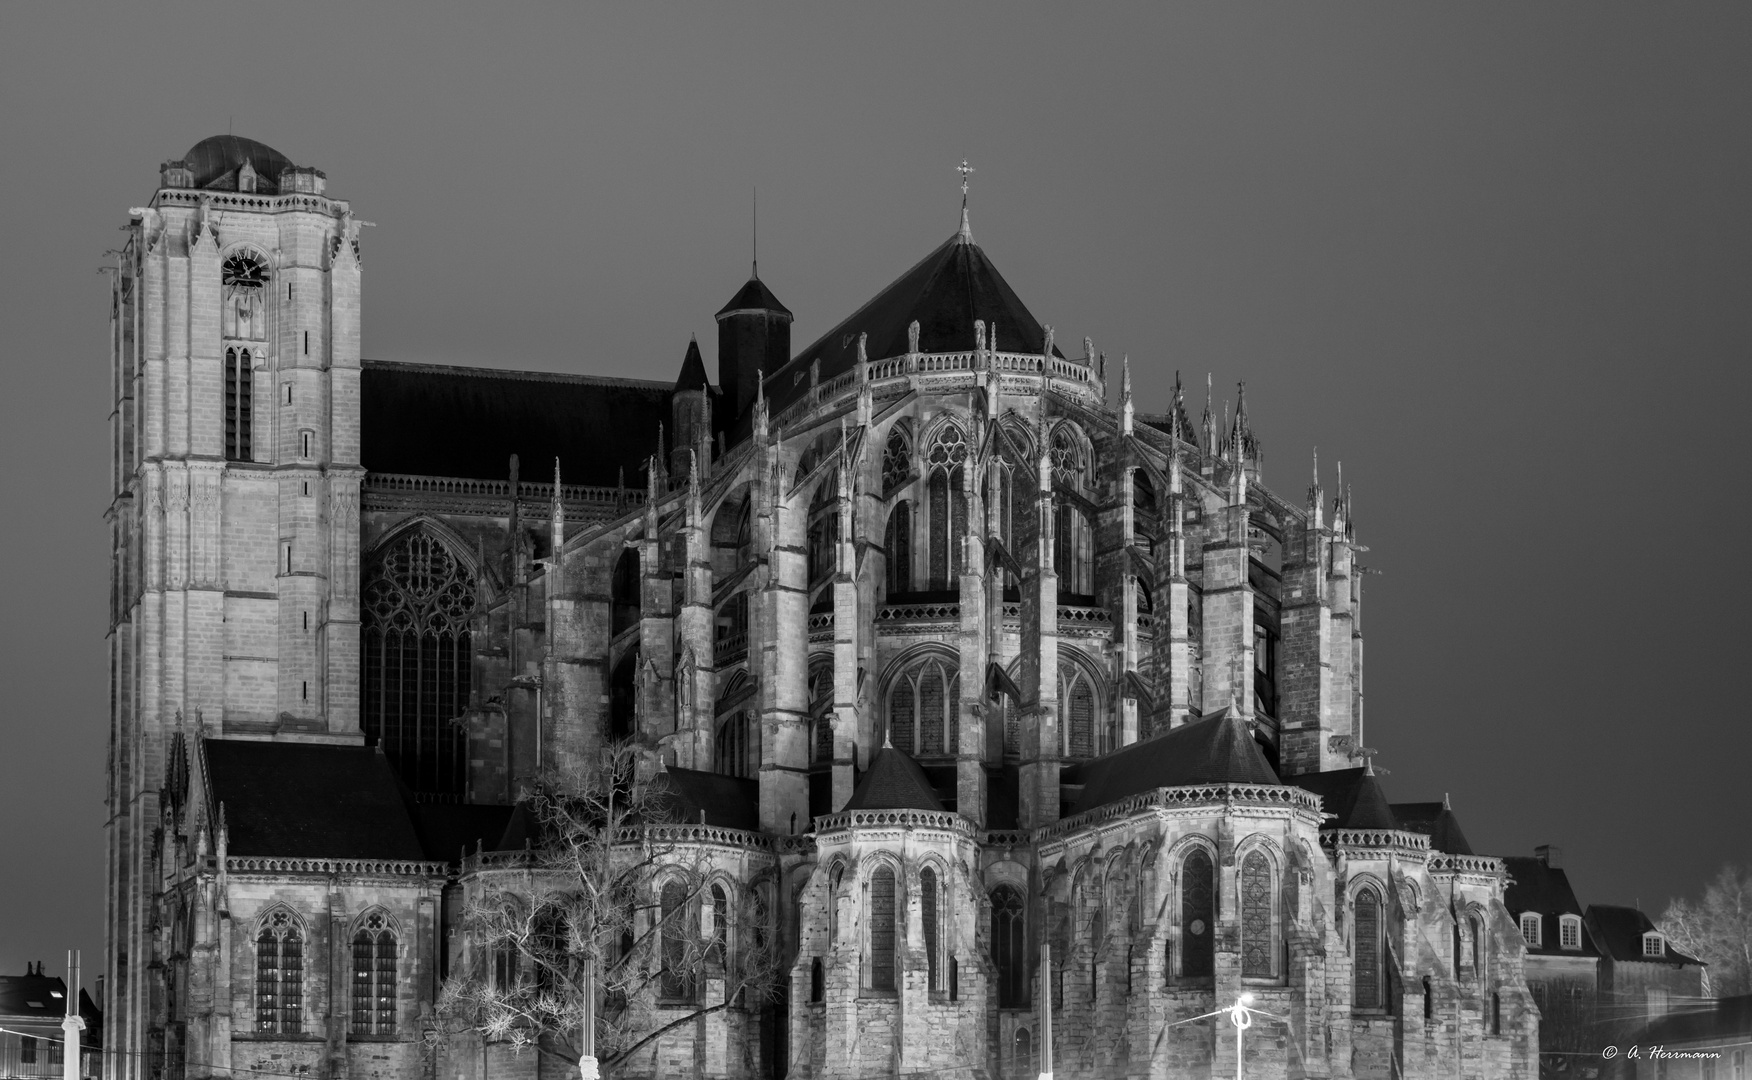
[1520,912,1542,947]
[222,252,268,340]
[1643,932,1664,958]
[1560,915,1582,950]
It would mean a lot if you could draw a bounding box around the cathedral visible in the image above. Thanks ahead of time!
[104,135,1541,1080]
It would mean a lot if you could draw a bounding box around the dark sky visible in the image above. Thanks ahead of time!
[3,3,1749,979]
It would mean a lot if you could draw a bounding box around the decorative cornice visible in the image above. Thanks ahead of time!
[1038,783,1324,844]
[226,856,448,878]
[814,808,977,838]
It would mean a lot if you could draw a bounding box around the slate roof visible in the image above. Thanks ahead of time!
[1625,992,1752,1046]
[646,768,762,831]
[360,360,671,487]
[409,802,517,865]
[203,739,427,861]
[1586,904,1703,966]
[1071,708,1280,815]
[1293,767,1399,830]
[843,744,945,812]
[180,135,295,191]
[674,337,711,392]
[771,230,1062,418]
[1390,801,1475,855]
[1502,855,1600,957]
[716,275,792,318]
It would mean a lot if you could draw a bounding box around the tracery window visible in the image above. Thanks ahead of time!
[362,531,474,795]
[222,252,268,341]
[1132,470,1157,553]
[884,501,913,595]
[1060,668,1100,758]
[224,348,252,461]
[887,656,958,757]
[1051,426,1094,598]
[715,705,758,779]
[1180,849,1215,979]
[255,910,303,1034]
[882,427,911,493]
[921,867,941,991]
[611,549,641,636]
[868,867,898,991]
[351,912,397,1034]
[926,423,968,589]
[807,479,840,587]
[1240,852,1274,978]
[809,662,834,765]
[1355,887,1385,1010]
[991,884,1028,1007]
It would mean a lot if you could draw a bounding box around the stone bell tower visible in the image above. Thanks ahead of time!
[105,134,364,1074]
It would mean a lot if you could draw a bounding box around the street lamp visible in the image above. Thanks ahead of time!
[1228,992,1257,1080]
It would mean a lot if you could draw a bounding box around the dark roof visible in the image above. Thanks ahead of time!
[1390,801,1475,855]
[646,768,762,831]
[203,739,426,861]
[0,970,99,1025]
[181,135,294,191]
[1586,904,1703,966]
[1072,708,1281,815]
[675,338,711,392]
[843,744,945,812]
[1626,993,1752,1046]
[716,275,792,319]
[1293,767,1399,830]
[409,802,517,864]
[1502,855,1602,957]
[360,361,671,486]
[771,231,1061,417]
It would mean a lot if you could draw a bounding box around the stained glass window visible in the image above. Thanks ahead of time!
[885,502,912,594]
[1241,852,1273,978]
[990,884,1028,1007]
[890,677,915,755]
[256,910,303,1033]
[1355,889,1383,1009]
[362,531,475,795]
[1181,850,1214,978]
[869,868,897,991]
[888,658,957,757]
[921,868,940,990]
[882,428,910,492]
[1063,673,1096,757]
[660,881,695,1001]
[351,913,396,1033]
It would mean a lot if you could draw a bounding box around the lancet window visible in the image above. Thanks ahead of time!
[991,885,1027,1006]
[921,867,941,991]
[867,867,898,992]
[1051,426,1094,598]
[350,912,397,1034]
[224,348,252,461]
[222,252,268,341]
[715,704,759,779]
[884,501,913,595]
[1354,887,1385,1010]
[809,662,834,764]
[255,909,304,1034]
[659,880,696,1002]
[1180,849,1215,979]
[1240,852,1275,979]
[887,656,959,757]
[993,426,1035,590]
[1060,667,1101,758]
[611,549,641,636]
[925,422,968,590]
[362,530,475,796]
[882,426,911,493]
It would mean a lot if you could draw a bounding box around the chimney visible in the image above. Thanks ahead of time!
[1535,844,1562,868]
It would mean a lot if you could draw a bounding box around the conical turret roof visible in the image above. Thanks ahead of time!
[843,743,945,813]
[674,336,710,392]
[716,275,792,319]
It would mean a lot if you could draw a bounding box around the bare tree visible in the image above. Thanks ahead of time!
[1659,864,1752,998]
[434,742,784,1077]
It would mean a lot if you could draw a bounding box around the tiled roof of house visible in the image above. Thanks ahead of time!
[1292,767,1399,830]
[203,739,427,861]
[1586,904,1703,966]
[360,360,670,486]
[1391,801,1476,855]
[1070,707,1280,815]
[843,744,945,813]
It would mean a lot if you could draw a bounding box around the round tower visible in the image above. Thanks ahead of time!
[715,272,791,423]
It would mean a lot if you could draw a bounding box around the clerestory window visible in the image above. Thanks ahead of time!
[887,656,959,758]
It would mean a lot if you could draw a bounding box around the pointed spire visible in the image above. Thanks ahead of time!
[687,450,701,523]
[753,370,768,441]
[1443,791,1452,810]
[1202,373,1217,456]
[956,158,975,243]
[1231,380,1257,469]
[1120,355,1134,436]
[550,457,565,575]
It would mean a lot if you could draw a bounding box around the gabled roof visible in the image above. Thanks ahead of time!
[646,768,762,831]
[716,275,792,318]
[771,230,1061,417]
[1586,904,1703,966]
[1292,767,1398,830]
[1071,707,1280,815]
[360,360,670,486]
[0,969,102,1030]
[203,739,426,861]
[1502,855,1602,957]
[674,337,711,393]
[843,744,945,812]
[1391,801,1475,855]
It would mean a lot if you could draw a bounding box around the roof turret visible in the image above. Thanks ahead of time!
[675,336,710,392]
[843,743,945,812]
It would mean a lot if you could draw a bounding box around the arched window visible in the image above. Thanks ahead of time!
[807,479,839,588]
[887,656,958,757]
[610,646,639,742]
[660,880,695,1002]
[868,867,898,992]
[255,910,303,1034]
[996,427,1035,591]
[709,884,729,965]
[1180,849,1215,979]
[351,912,397,1034]
[810,958,824,1002]
[224,348,252,462]
[362,530,475,795]
[925,423,968,589]
[883,426,912,493]
[1240,852,1274,979]
[884,501,913,595]
[809,663,834,765]
[222,251,267,341]
[1354,888,1384,1010]
[1471,913,1487,980]
[715,706,758,779]
[991,884,1028,1007]
[921,867,941,991]
[1051,426,1094,598]
[1132,469,1157,553]
[828,864,845,946]
[611,549,641,636]
[1012,1028,1034,1080]
[1061,667,1099,758]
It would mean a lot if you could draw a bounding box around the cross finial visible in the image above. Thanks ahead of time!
[956,159,975,242]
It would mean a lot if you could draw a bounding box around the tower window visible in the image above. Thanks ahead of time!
[224,348,252,461]
[300,430,313,459]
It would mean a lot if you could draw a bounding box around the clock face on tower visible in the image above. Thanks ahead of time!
[222,252,268,291]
